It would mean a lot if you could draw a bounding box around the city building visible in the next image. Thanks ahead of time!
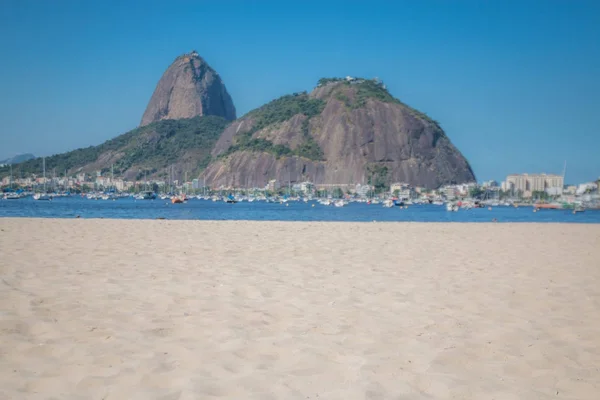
[291,181,314,194]
[390,182,408,194]
[564,185,577,195]
[355,184,372,198]
[504,173,564,197]
[442,186,457,200]
[390,182,415,200]
[576,182,598,195]
[266,179,280,192]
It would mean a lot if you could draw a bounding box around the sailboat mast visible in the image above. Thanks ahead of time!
[42,157,46,192]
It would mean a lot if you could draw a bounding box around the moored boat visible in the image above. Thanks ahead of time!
[33,193,52,201]
[534,202,562,210]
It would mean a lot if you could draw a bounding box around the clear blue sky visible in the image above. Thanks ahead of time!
[1,0,598,183]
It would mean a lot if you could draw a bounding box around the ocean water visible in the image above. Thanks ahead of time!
[1,196,599,223]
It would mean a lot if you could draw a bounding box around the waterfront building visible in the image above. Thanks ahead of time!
[482,180,498,188]
[291,181,314,194]
[355,184,372,198]
[266,179,280,192]
[504,173,564,197]
[443,186,458,200]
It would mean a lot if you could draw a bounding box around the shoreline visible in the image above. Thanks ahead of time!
[1,216,599,225]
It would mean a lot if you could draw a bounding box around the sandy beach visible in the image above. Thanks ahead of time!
[1,218,599,399]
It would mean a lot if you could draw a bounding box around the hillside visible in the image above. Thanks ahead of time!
[0,116,228,182]
[204,78,475,189]
[140,51,236,127]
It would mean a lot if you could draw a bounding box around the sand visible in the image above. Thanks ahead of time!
[0,218,599,399]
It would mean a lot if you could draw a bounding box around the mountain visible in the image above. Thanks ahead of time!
[204,78,475,189]
[140,51,236,127]
[0,116,228,181]
[1,67,475,190]
[0,153,35,165]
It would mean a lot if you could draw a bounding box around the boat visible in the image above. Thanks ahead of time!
[534,202,562,210]
[4,192,22,200]
[34,157,52,201]
[171,195,186,204]
[393,199,404,207]
[140,191,156,200]
[573,205,585,213]
[383,199,394,208]
[33,193,52,201]
[446,202,458,212]
[334,200,346,207]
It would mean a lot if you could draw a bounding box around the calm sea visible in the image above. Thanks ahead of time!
[1,196,599,223]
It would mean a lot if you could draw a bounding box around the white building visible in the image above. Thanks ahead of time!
[355,184,372,198]
[291,181,314,194]
[504,173,564,197]
[482,180,498,188]
[443,186,457,200]
[266,179,280,192]
[576,182,598,195]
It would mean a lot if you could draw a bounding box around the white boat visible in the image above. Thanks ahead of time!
[4,192,22,200]
[34,157,52,201]
[383,199,394,208]
[33,193,52,201]
[334,200,346,207]
[446,203,458,212]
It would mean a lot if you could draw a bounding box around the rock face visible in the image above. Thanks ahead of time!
[140,51,236,127]
[204,79,475,189]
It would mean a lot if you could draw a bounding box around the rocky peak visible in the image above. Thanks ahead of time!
[140,51,236,127]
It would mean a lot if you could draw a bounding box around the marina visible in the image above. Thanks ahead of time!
[1,194,599,223]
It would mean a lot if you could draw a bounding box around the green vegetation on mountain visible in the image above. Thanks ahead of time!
[220,93,326,161]
[0,116,228,179]
[366,163,390,193]
[321,77,440,127]
[246,92,325,130]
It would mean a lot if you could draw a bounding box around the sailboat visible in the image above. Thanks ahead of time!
[33,158,52,201]
[3,164,21,199]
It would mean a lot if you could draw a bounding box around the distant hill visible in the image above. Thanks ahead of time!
[0,116,228,181]
[204,78,475,189]
[0,153,35,165]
